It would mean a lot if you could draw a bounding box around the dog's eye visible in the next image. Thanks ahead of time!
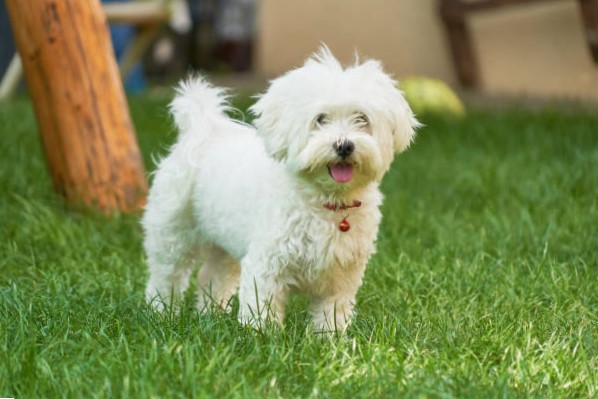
[353,113,369,126]
[315,114,330,127]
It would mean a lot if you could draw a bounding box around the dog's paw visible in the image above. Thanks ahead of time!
[145,289,183,315]
[238,308,284,331]
[196,293,235,315]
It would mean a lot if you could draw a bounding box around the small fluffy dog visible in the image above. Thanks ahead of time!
[143,47,419,331]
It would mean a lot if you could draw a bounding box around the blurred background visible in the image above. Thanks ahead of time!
[256,0,598,101]
[1,0,598,101]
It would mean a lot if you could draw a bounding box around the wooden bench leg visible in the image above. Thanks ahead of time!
[439,0,480,88]
[578,0,598,63]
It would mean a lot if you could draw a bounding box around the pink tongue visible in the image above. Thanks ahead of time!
[329,163,354,183]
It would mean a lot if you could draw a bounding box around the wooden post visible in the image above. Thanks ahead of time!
[5,0,147,213]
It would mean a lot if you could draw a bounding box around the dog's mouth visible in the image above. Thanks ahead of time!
[328,162,354,183]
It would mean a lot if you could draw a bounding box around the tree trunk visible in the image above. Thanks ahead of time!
[5,0,147,213]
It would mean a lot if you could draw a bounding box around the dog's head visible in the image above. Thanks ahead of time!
[251,46,420,194]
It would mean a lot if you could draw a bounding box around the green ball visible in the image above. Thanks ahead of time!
[399,77,465,118]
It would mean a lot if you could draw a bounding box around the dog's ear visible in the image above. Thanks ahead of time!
[390,88,421,153]
[351,60,420,153]
[250,49,342,162]
[250,87,293,162]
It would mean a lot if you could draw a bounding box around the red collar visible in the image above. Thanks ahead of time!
[323,200,362,212]
[323,200,362,232]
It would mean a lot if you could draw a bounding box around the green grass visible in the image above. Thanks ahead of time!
[1,93,597,398]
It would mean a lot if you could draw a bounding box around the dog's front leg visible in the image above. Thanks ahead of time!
[237,263,287,329]
[309,266,365,333]
[310,294,356,334]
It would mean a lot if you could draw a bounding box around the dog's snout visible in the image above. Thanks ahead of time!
[334,140,355,159]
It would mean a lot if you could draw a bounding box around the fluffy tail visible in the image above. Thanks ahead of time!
[168,75,230,136]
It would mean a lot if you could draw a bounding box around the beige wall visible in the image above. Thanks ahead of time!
[255,0,598,100]
[471,1,597,99]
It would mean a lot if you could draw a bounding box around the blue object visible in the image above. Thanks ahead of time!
[0,0,16,78]
[103,0,147,93]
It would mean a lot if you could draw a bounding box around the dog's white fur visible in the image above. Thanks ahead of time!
[143,47,419,331]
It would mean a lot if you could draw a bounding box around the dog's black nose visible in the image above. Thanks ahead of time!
[334,140,355,159]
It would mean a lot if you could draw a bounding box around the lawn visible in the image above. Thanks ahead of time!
[1,92,597,398]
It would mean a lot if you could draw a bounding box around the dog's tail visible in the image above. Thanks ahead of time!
[169,74,230,137]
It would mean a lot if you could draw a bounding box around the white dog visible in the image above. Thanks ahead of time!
[143,47,419,332]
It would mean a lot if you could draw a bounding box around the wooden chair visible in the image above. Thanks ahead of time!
[439,0,598,88]
[0,0,172,100]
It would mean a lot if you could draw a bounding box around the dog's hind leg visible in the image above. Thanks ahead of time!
[144,211,199,312]
[196,245,240,312]
[143,159,200,312]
